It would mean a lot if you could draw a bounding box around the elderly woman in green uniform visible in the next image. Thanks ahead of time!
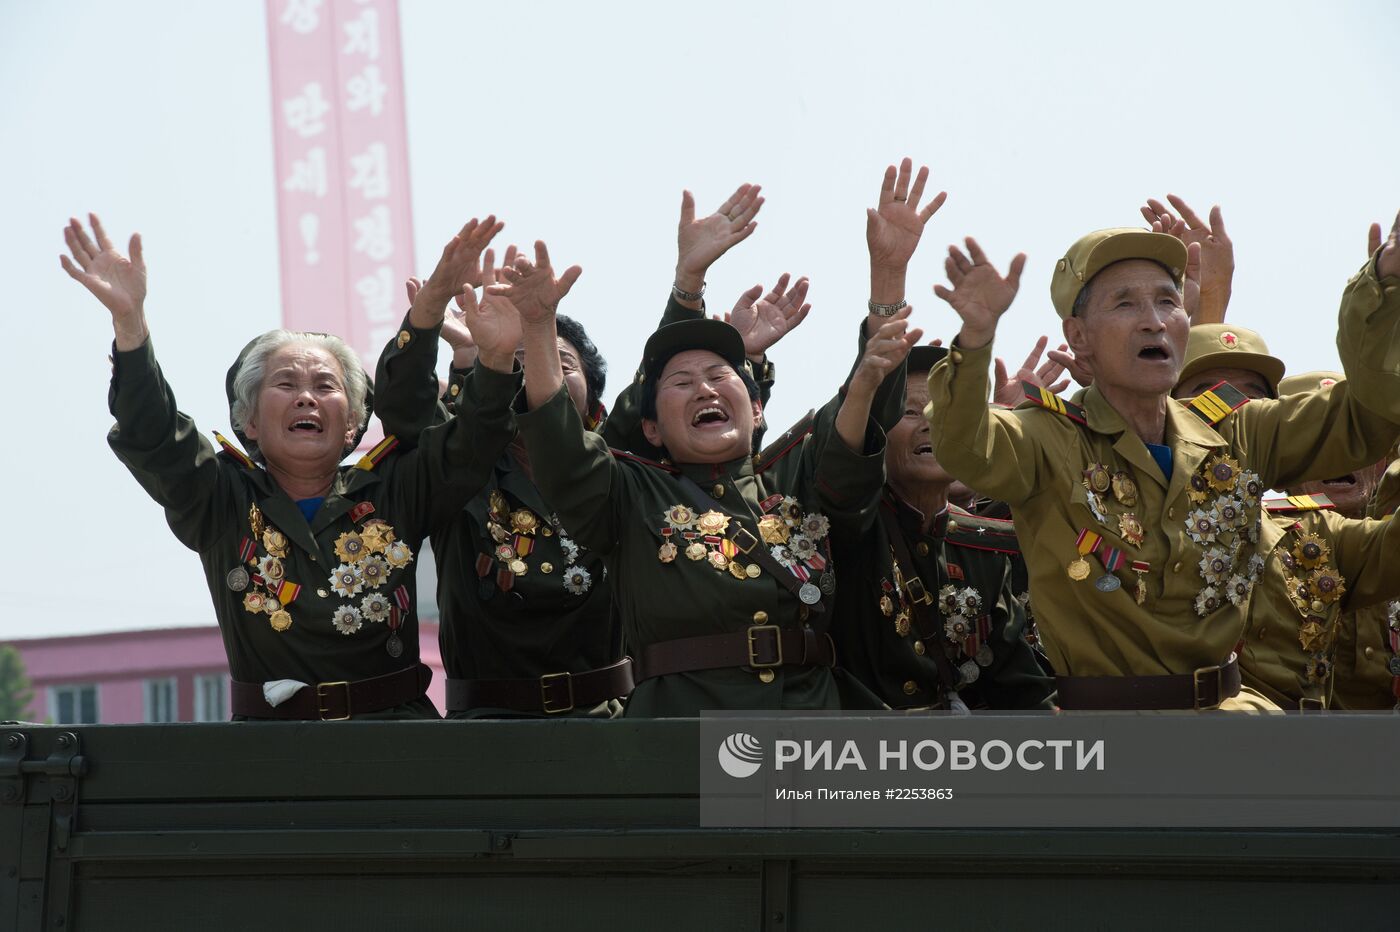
[832,344,1054,710]
[459,233,917,715]
[62,214,496,720]
[925,213,1400,711]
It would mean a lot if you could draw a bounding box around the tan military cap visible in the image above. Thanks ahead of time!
[1278,370,1344,396]
[1050,228,1188,319]
[1177,324,1287,397]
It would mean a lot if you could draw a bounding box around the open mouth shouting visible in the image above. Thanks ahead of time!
[691,404,731,429]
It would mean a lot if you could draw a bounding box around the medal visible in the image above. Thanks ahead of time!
[745,563,761,579]
[1389,657,1400,676]
[249,503,265,538]
[757,513,789,545]
[1094,574,1121,593]
[879,594,894,616]
[894,613,911,637]
[269,609,292,632]
[1133,577,1147,605]
[510,509,539,534]
[708,550,729,571]
[818,573,836,596]
[728,560,747,579]
[1111,471,1138,507]
[685,541,707,561]
[1117,513,1145,547]
[385,633,404,658]
[1083,464,1112,495]
[1095,546,1127,592]
[798,582,822,605]
[696,511,730,535]
[226,566,250,591]
[262,528,288,558]
[509,559,528,576]
[658,541,678,563]
[1067,558,1090,581]
[489,490,509,520]
[975,644,994,666]
[1070,528,1102,583]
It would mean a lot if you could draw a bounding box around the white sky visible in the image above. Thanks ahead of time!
[2,0,1398,639]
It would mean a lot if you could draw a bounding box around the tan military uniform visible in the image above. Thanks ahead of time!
[1238,496,1400,710]
[924,259,1400,708]
[1332,458,1400,709]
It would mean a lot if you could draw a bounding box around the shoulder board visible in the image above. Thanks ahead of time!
[355,435,400,471]
[1263,493,1335,513]
[610,448,680,473]
[212,431,257,470]
[1017,381,1086,426]
[945,508,1022,555]
[754,408,817,474]
[1183,380,1250,426]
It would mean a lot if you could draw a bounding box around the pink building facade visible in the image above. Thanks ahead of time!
[6,623,446,723]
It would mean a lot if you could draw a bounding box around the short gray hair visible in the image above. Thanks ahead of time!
[230,330,369,462]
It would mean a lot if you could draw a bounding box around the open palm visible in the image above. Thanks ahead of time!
[61,214,146,321]
[726,273,811,357]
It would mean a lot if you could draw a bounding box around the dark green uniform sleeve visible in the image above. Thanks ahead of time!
[975,560,1057,709]
[514,372,627,556]
[107,337,239,553]
[1324,509,1400,612]
[373,311,451,443]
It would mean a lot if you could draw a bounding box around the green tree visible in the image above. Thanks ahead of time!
[0,645,35,720]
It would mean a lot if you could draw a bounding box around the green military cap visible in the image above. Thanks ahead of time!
[225,331,375,451]
[1277,370,1343,396]
[1050,228,1188,319]
[639,318,747,384]
[906,344,949,374]
[1177,324,1286,397]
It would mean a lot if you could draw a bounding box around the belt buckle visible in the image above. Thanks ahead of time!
[747,624,783,669]
[316,680,352,721]
[1192,665,1223,711]
[540,671,575,714]
[732,527,758,554]
[1298,697,1325,714]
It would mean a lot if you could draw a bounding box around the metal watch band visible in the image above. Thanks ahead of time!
[867,298,908,317]
[672,281,706,302]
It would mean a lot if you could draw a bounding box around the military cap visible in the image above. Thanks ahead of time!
[224,331,375,451]
[1050,228,1188,319]
[907,344,950,374]
[639,318,747,384]
[1278,370,1343,396]
[1176,324,1286,397]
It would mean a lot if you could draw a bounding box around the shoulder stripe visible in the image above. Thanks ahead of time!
[610,448,680,473]
[212,431,256,470]
[1185,381,1249,426]
[1264,493,1335,513]
[355,435,400,471]
[754,408,817,474]
[1019,381,1086,425]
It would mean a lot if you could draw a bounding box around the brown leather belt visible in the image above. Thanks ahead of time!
[231,664,432,720]
[1054,654,1241,710]
[445,659,635,714]
[634,625,836,682]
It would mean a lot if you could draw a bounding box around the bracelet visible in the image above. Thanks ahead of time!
[867,298,908,317]
[672,280,706,302]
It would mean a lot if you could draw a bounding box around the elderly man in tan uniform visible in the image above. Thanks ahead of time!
[925,217,1400,710]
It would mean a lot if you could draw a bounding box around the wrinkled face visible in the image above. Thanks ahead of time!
[515,337,590,418]
[886,375,952,494]
[1173,366,1274,402]
[640,349,761,464]
[1063,260,1190,397]
[1290,459,1387,520]
[244,344,355,471]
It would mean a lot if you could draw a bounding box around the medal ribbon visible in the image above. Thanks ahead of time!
[759,493,785,513]
[349,501,376,523]
[238,537,256,563]
[388,607,403,631]
[1099,547,1126,573]
[274,580,301,605]
[392,585,411,611]
[1075,529,1102,557]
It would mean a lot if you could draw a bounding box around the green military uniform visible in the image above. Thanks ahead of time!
[1332,458,1400,709]
[107,327,494,719]
[925,253,1400,709]
[1237,494,1400,709]
[831,495,1054,710]
[506,319,899,716]
[961,497,1052,670]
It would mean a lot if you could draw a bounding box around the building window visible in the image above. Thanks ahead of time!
[193,674,229,722]
[143,677,178,723]
[49,685,99,724]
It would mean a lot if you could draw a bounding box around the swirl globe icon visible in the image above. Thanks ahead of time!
[717,732,764,778]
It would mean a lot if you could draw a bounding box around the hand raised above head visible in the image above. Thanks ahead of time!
[726,273,812,359]
[485,239,582,327]
[932,238,1026,350]
[867,157,947,271]
[61,213,149,350]
[1141,194,1231,323]
[412,216,504,326]
[674,183,764,291]
[1377,211,1400,280]
[994,336,1072,407]
[850,307,923,395]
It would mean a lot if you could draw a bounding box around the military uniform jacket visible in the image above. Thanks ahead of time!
[1332,460,1400,709]
[504,362,893,717]
[924,259,1400,682]
[107,332,493,711]
[374,318,620,714]
[830,495,1054,710]
[1240,498,1400,710]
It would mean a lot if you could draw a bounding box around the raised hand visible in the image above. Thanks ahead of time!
[724,273,811,359]
[61,214,149,351]
[410,216,504,328]
[487,239,582,327]
[1047,345,1093,388]
[1140,195,1232,323]
[932,238,1026,350]
[674,183,764,298]
[850,307,923,395]
[1377,211,1400,279]
[461,248,527,372]
[867,157,947,271]
[993,336,1071,407]
[406,277,478,368]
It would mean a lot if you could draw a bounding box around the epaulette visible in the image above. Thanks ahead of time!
[1263,493,1335,514]
[945,507,1022,555]
[1016,381,1086,426]
[1182,380,1249,426]
[355,435,399,471]
[212,431,257,470]
[610,448,680,473]
[754,408,816,474]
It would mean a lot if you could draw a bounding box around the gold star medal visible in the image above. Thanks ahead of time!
[510,509,539,535]
[333,531,367,563]
[696,511,730,535]
[1118,513,1145,547]
[1111,471,1138,507]
[758,513,790,545]
[1292,533,1330,570]
[894,612,911,637]
[1204,454,1241,493]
